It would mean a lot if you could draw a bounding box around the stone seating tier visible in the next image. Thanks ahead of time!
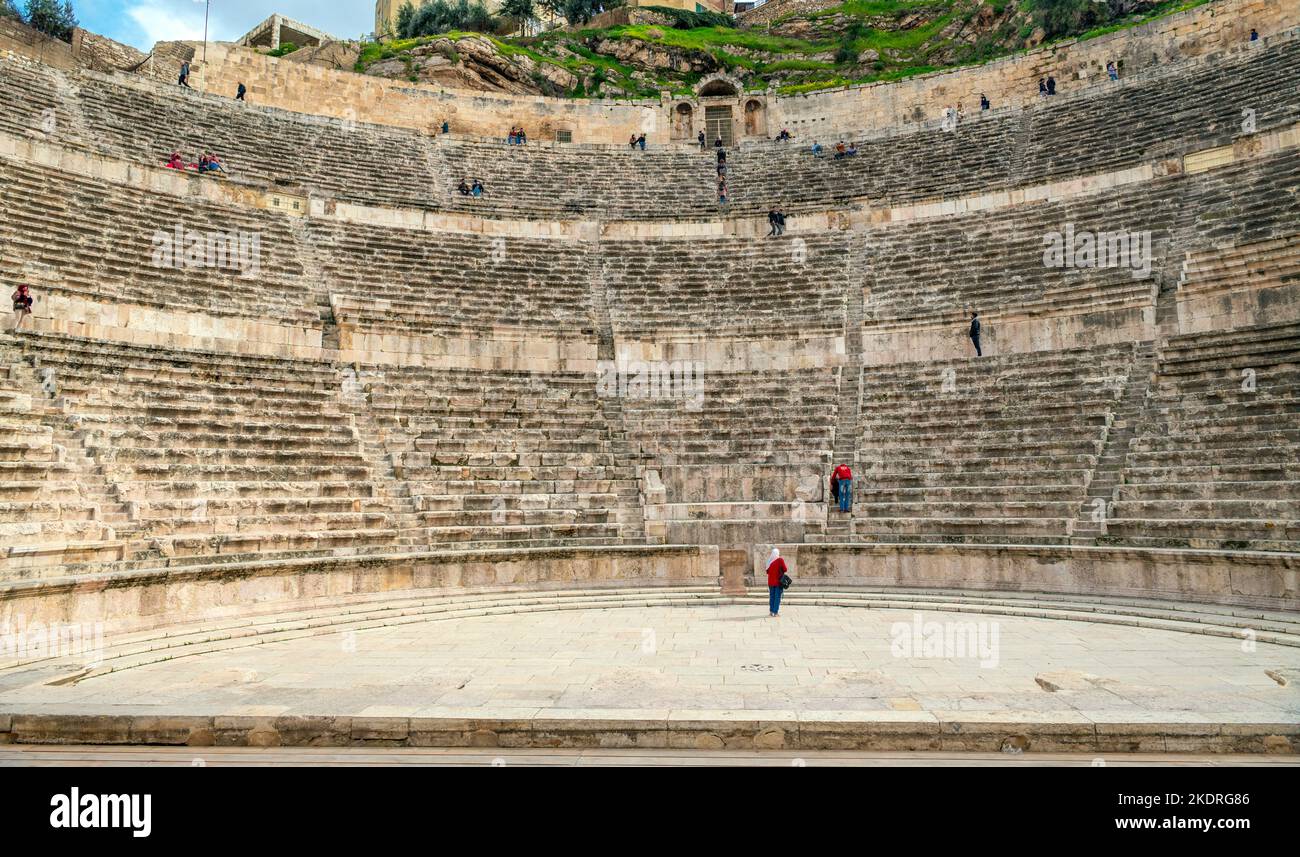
[0,33,1296,218]
[1107,319,1300,551]
[0,158,313,325]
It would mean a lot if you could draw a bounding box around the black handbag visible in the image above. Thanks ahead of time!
[780,573,792,590]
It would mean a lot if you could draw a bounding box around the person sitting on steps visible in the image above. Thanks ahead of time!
[11,283,33,331]
[457,179,471,196]
[471,179,484,198]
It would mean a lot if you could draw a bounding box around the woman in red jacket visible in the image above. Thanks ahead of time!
[766,547,788,617]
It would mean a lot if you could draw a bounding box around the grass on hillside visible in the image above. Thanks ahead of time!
[356,0,1220,97]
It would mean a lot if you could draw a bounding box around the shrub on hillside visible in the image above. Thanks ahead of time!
[397,0,498,38]
[640,6,735,30]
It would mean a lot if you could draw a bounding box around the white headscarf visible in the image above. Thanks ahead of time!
[767,547,780,569]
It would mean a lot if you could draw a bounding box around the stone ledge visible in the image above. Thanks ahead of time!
[773,542,1300,611]
[3,710,1295,753]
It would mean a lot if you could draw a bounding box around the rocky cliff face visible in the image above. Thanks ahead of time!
[351,0,1190,97]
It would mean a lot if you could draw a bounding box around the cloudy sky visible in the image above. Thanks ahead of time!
[72,0,374,50]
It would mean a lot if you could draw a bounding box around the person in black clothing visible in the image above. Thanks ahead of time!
[716,148,726,166]
[767,209,780,238]
[714,135,724,149]
[1038,78,1047,98]
[980,93,990,111]
[235,82,246,101]
[969,311,982,357]
[1046,76,1057,96]
[1250,29,1259,41]
[698,129,706,149]
[179,61,191,88]
[776,209,786,236]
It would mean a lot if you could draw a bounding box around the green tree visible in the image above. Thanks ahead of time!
[402,0,497,38]
[498,0,536,35]
[23,0,78,42]
[562,0,598,26]
[0,0,22,19]
[395,1,416,38]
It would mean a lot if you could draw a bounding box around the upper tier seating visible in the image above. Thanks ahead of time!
[360,365,641,549]
[0,58,435,209]
[0,33,1295,219]
[1107,321,1300,551]
[728,36,1300,213]
[0,156,314,325]
[11,332,421,568]
[849,344,1144,544]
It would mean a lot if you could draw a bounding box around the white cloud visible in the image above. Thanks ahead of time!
[120,0,373,49]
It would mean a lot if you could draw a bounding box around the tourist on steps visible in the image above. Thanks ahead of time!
[11,284,33,330]
[970,310,982,357]
[164,151,185,170]
[457,179,471,196]
[767,208,780,238]
[766,547,789,617]
[833,463,853,513]
[629,134,638,149]
[1038,78,1047,98]
[236,82,246,101]
[178,60,191,88]
[980,93,990,111]
[637,133,646,150]
[811,140,824,157]
[1107,62,1119,82]
[717,177,729,204]
[471,179,484,198]
[1046,76,1057,96]
[698,129,706,149]
[714,135,724,149]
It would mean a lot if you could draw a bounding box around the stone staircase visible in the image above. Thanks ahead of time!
[591,249,648,545]
[823,234,866,542]
[1069,342,1158,544]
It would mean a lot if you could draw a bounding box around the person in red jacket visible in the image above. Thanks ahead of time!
[766,547,788,617]
[833,463,853,513]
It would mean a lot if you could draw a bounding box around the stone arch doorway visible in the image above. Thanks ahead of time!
[698,76,739,98]
[744,99,766,138]
[672,102,694,139]
[705,106,734,147]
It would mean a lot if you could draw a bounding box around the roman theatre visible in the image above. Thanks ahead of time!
[0,0,1297,755]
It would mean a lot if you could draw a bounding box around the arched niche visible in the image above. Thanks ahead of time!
[744,98,767,138]
[672,102,695,139]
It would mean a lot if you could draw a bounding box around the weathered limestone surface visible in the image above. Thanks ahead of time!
[781,543,1299,610]
[0,546,721,635]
